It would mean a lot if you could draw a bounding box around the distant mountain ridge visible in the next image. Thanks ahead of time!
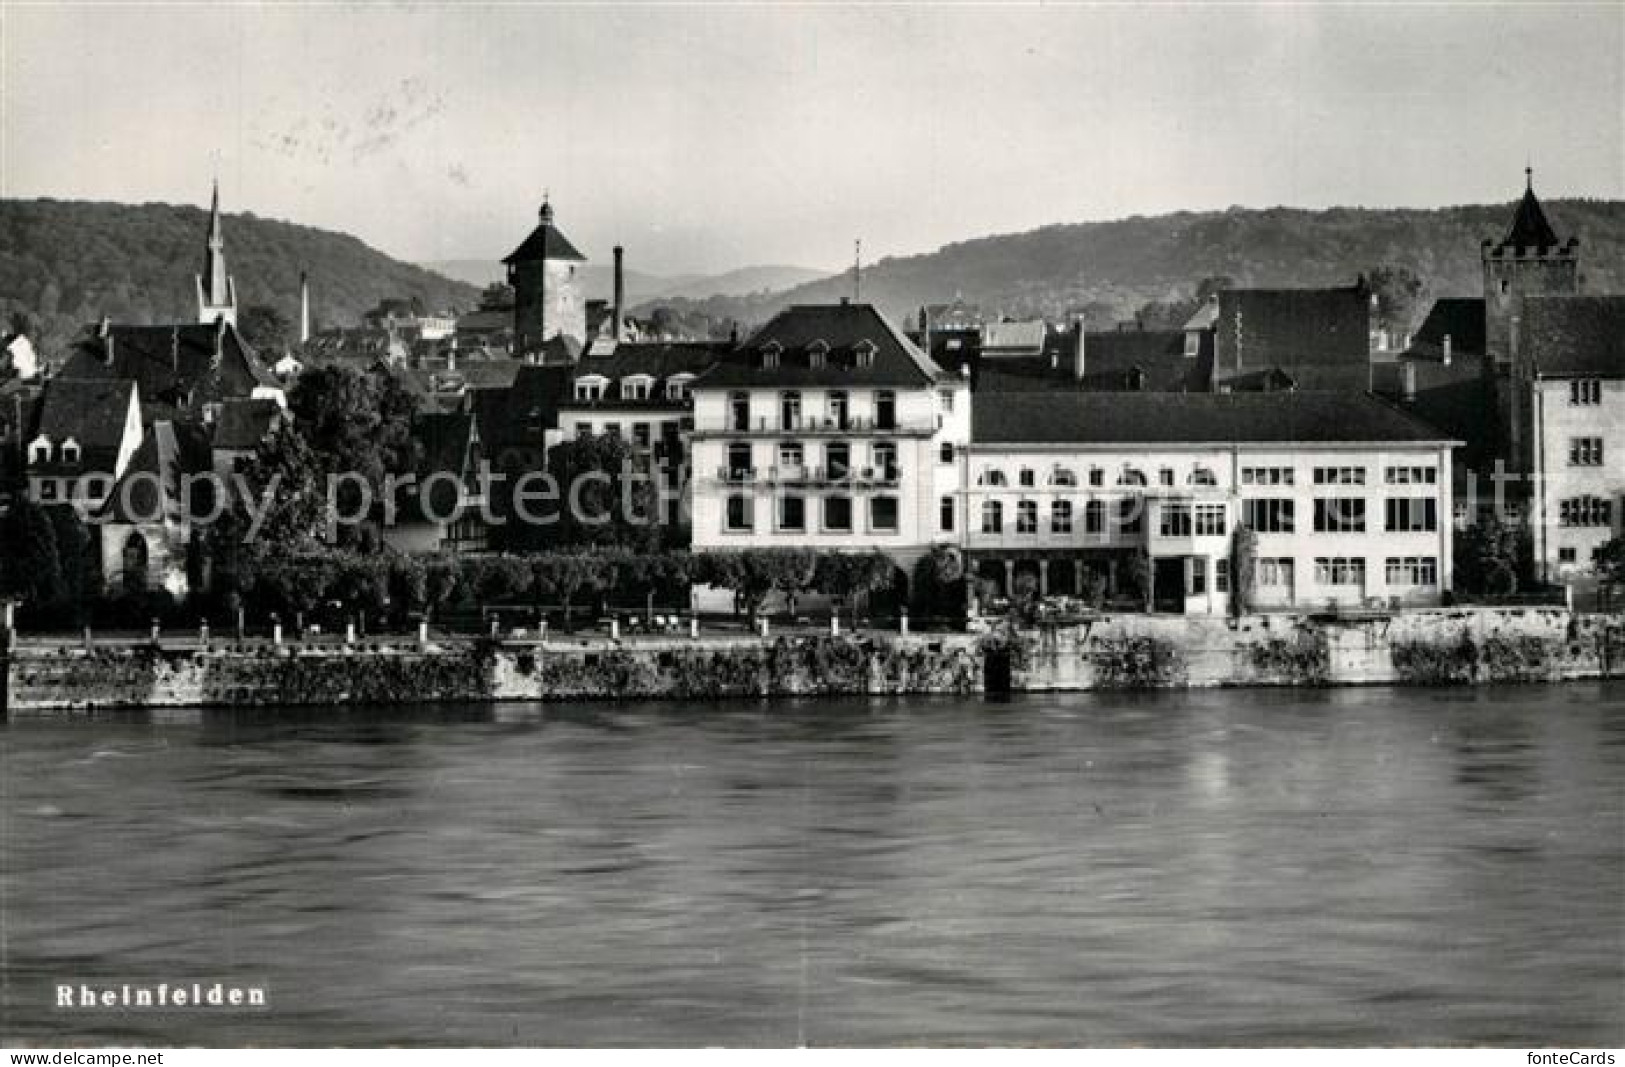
[0,198,480,357]
[643,200,1625,329]
[423,259,830,306]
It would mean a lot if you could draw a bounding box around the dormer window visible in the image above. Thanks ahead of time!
[808,339,829,369]
[760,341,782,369]
[1184,331,1200,357]
[854,339,877,369]
[665,374,695,402]
[620,375,654,401]
[61,438,81,465]
[573,375,608,403]
[28,436,50,465]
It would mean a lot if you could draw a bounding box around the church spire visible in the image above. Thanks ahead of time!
[196,179,237,325]
[1502,166,1561,250]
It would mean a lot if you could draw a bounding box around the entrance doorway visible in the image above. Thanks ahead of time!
[1152,557,1185,614]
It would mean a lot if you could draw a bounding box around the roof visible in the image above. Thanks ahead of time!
[470,364,575,452]
[32,378,137,464]
[213,398,282,451]
[972,391,1458,447]
[700,303,945,388]
[980,321,1047,353]
[1213,286,1373,392]
[974,328,1213,394]
[412,411,479,478]
[96,420,214,525]
[502,204,587,264]
[1406,298,1486,361]
[60,322,275,413]
[1522,296,1625,378]
[1500,176,1563,250]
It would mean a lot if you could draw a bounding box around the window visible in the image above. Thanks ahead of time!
[1559,547,1578,563]
[872,442,898,481]
[939,442,956,464]
[1088,467,1104,488]
[1051,467,1077,487]
[726,443,753,480]
[729,392,751,432]
[576,424,593,440]
[1314,557,1367,585]
[1258,558,1295,586]
[780,391,802,431]
[1384,497,1438,532]
[1314,466,1367,486]
[1118,497,1143,535]
[1016,500,1038,534]
[1570,379,1602,405]
[1158,468,1175,487]
[875,390,896,430]
[978,468,1008,487]
[1242,466,1294,486]
[940,495,956,532]
[1569,437,1604,466]
[61,440,80,465]
[1188,466,1218,487]
[778,495,806,532]
[665,375,694,402]
[1195,504,1227,537]
[826,443,851,479]
[1384,466,1437,485]
[938,389,956,413]
[1018,467,1036,488]
[855,340,877,369]
[808,341,828,369]
[1314,498,1367,533]
[828,391,849,429]
[1242,498,1295,533]
[1215,559,1230,593]
[38,479,58,501]
[1117,468,1147,487]
[778,442,804,469]
[632,423,651,449]
[1192,557,1207,595]
[1385,557,1438,586]
[1160,503,1193,538]
[870,496,899,532]
[621,376,652,401]
[573,376,608,403]
[1051,499,1073,534]
[760,341,782,369]
[27,438,49,464]
[604,422,622,439]
[981,500,1003,534]
[725,494,754,531]
[1084,499,1106,535]
[823,495,853,532]
[1559,496,1614,527]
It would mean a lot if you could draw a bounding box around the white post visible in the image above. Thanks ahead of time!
[830,615,840,637]
[199,621,210,648]
[899,609,909,636]
[418,619,430,646]
[610,617,620,641]
[272,623,283,647]
[150,619,160,645]
[689,616,699,640]
[345,622,356,645]
[539,620,549,642]
[758,616,769,639]
[83,625,93,651]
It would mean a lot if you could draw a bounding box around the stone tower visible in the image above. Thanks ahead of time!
[195,180,238,326]
[1481,169,1581,475]
[502,197,587,357]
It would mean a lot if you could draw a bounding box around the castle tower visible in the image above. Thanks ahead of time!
[195,180,238,326]
[502,197,587,358]
[1481,169,1582,475]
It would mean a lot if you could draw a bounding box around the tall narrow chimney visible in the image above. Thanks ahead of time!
[612,246,625,342]
[1073,316,1087,381]
[299,271,311,344]
[1442,333,1452,366]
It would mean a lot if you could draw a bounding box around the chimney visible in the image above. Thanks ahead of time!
[1402,362,1416,404]
[612,246,625,342]
[99,317,115,366]
[1073,316,1087,381]
[299,271,311,344]
[1442,334,1452,366]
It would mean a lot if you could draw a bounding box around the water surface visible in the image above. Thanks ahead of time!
[2,684,1621,1046]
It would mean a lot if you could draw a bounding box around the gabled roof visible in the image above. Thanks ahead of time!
[1213,285,1372,392]
[212,398,283,451]
[973,390,1457,446]
[60,322,275,413]
[700,303,945,388]
[974,329,1212,394]
[502,203,587,264]
[32,378,137,464]
[97,420,214,525]
[1522,296,1625,378]
[1406,298,1486,361]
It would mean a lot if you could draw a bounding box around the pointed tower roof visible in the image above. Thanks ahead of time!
[502,197,587,264]
[1502,167,1562,249]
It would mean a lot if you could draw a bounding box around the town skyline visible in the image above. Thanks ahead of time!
[3,3,1622,276]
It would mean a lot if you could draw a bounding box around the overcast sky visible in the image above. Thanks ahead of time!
[2,3,1621,276]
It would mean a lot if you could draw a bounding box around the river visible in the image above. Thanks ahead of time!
[2,683,1621,1046]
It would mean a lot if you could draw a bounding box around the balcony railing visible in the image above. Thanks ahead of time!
[709,415,932,436]
[714,466,902,487]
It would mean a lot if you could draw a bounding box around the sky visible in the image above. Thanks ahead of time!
[1,2,1622,277]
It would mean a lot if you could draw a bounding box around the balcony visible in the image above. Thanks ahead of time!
[712,465,902,488]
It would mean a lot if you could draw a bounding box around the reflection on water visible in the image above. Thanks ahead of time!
[2,684,1621,1047]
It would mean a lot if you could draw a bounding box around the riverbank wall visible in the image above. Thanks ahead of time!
[2,608,1621,713]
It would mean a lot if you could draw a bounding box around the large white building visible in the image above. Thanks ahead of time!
[964,392,1458,613]
[689,302,971,572]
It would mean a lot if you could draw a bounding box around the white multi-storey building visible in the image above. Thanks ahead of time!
[689,302,971,573]
[965,392,1459,613]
